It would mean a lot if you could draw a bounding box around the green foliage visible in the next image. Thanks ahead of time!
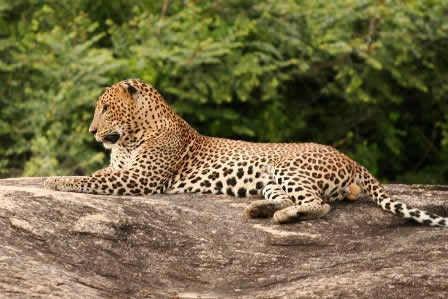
[0,3,122,176]
[1,0,448,183]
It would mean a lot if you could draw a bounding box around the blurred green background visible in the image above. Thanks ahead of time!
[1,0,448,183]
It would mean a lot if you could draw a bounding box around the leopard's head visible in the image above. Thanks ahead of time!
[89,79,175,149]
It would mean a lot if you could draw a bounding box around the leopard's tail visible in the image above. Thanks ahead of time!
[355,164,448,227]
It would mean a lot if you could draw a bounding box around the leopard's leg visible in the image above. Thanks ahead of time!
[270,176,331,224]
[245,182,295,218]
[245,181,331,223]
[91,166,114,177]
[273,196,331,224]
[44,168,168,195]
[256,162,331,224]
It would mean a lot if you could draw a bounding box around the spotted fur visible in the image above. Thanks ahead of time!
[44,79,448,227]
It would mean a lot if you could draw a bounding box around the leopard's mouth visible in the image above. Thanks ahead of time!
[103,132,121,144]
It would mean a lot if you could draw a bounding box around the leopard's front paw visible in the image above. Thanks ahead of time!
[43,177,63,191]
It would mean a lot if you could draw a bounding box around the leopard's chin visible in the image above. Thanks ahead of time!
[102,142,116,150]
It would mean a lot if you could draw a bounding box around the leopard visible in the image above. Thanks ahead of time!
[44,79,448,227]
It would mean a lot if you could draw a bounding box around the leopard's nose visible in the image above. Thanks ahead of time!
[89,128,97,134]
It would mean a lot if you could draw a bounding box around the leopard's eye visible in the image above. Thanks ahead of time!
[102,104,109,113]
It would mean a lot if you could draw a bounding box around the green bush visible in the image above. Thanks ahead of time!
[1,0,448,183]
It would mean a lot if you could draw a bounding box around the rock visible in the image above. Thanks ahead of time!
[1,177,448,298]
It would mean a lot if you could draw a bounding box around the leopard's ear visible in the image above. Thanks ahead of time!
[118,82,138,100]
[127,85,137,96]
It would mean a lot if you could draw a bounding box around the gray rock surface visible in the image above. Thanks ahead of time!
[1,177,448,298]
